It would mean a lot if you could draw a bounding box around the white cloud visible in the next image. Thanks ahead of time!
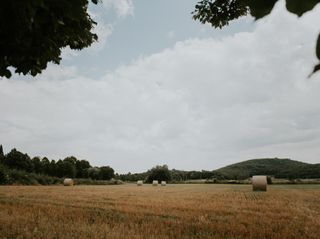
[1,1,320,173]
[103,0,134,17]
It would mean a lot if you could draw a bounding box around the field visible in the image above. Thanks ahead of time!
[0,184,319,239]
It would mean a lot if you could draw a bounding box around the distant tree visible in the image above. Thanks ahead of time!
[76,159,91,178]
[4,148,33,172]
[61,157,77,178]
[0,145,4,164]
[88,167,100,180]
[41,157,51,175]
[146,165,172,183]
[193,0,320,76]
[99,166,114,180]
[31,157,42,174]
[0,0,100,78]
[49,160,57,177]
[0,164,8,184]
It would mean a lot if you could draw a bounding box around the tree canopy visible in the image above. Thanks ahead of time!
[0,0,99,78]
[192,0,320,75]
[146,165,172,183]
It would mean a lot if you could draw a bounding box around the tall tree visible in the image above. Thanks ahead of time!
[193,0,320,76]
[76,159,91,178]
[0,145,4,164]
[146,165,172,183]
[99,166,114,180]
[4,148,33,172]
[0,0,100,78]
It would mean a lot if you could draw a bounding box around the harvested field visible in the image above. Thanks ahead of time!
[0,184,319,239]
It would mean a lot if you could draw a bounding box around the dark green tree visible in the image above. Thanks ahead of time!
[88,167,100,180]
[76,159,91,178]
[0,145,4,164]
[98,166,114,180]
[61,157,77,178]
[0,0,100,78]
[31,156,42,174]
[193,0,320,76]
[41,157,51,175]
[4,148,33,172]
[146,165,172,183]
[48,159,57,176]
[0,164,8,184]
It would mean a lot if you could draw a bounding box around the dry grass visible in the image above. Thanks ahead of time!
[0,184,319,239]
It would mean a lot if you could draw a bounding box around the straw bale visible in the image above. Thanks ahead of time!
[252,175,267,191]
[63,178,74,186]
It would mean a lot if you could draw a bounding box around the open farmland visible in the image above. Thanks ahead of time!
[0,184,319,239]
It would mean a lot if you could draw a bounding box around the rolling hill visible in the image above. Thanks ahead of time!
[213,158,320,180]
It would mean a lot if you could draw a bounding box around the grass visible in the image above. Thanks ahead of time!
[0,184,319,239]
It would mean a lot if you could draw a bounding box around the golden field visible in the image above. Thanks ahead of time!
[0,184,319,239]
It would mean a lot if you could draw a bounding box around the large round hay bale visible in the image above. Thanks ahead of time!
[161,181,166,186]
[252,176,267,191]
[63,178,74,186]
[137,180,143,186]
[152,180,158,186]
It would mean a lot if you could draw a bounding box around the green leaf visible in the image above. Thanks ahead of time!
[192,0,249,29]
[243,0,279,20]
[286,0,320,17]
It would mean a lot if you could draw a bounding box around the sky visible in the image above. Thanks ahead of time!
[1,0,320,173]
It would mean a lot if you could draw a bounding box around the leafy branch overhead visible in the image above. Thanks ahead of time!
[0,0,99,78]
[193,0,320,75]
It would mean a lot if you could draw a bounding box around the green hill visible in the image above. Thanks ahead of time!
[213,158,320,180]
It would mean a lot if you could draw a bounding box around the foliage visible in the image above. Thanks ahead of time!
[88,167,101,180]
[4,148,33,172]
[193,0,320,75]
[146,165,172,183]
[0,0,99,78]
[214,158,320,180]
[0,145,4,166]
[0,165,9,184]
[0,145,114,184]
[99,166,114,180]
[76,159,91,178]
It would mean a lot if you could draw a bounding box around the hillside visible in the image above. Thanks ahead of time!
[213,158,320,180]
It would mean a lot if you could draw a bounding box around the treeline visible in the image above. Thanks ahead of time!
[0,145,114,184]
[119,166,223,182]
[118,159,320,182]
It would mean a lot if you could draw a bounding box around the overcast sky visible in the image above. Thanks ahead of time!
[1,0,320,173]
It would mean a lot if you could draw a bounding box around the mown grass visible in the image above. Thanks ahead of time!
[0,184,319,239]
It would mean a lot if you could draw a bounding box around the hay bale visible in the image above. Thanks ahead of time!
[137,180,143,186]
[152,180,158,186]
[161,181,166,186]
[252,176,267,191]
[63,178,74,186]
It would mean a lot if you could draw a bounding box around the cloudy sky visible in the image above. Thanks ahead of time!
[1,0,320,173]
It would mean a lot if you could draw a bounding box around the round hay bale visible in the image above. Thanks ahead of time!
[161,181,166,186]
[63,178,74,186]
[137,180,143,186]
[152,180,158,186]
[252,176,267,191]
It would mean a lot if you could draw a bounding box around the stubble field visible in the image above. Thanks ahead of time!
[0,184,319,239]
